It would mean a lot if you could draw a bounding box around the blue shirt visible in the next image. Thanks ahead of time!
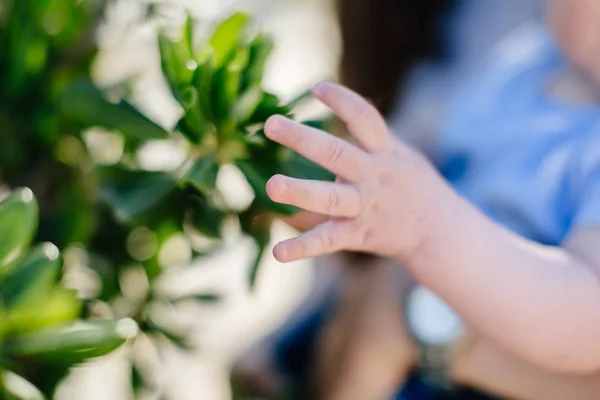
[436,22,600,246]
[391,0,544,139]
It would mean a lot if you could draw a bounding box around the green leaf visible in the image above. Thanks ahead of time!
[299,119,330,131]
[8,319,138,365]
[235,160,297,216]
[0,243,61,308]
[181,155,219,195]
[183,14,195,53]
[96,168,179,224]
[186,195,225,239]
[7,288,82,335]
[233,86,264,125]
[209,12,250,69]
[193,50,215,120]
[246,92,292,126]
[131,363,146,393]
[248,235,269,290]
[225,46,250,104]
[284,88,314,110]
[158,30,196,101]
[282,153,336,182]
[0,189,38,275]
[213,46,250,124]
[177,87,207,144]
[58,81,169,141]
[239,205,271,289]
[243,127,271,148]
[242,34,274,91]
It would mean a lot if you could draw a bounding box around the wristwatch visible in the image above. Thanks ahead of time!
[403,285,465,390]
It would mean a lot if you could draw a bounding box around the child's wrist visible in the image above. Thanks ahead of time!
[395,184,466,271]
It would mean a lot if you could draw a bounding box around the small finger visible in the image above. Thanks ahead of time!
[311,81,390,152]
[265,116,370,182]
[273,221,352,262]
[266,175,360,218]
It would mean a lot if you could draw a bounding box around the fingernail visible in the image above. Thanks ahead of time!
[277,176,287,193]
[266,175,286,199]
[311,81,329,96]
[274,245,288,262]
[265,116,280,137]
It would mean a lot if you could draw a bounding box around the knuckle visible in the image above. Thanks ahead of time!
[324,140,345,166]
[325,189,340,214]
[319,230,335,250]
[300,183,313,204]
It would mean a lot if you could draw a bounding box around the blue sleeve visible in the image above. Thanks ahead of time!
[571,131,600,228]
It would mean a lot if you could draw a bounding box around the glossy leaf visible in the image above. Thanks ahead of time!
[96,167,179,224]
[224,46,250,107]
[186,195,225,239]
[193,50,215,120]
[242,34,274,91]
[8,319,138,365]
[212,45,250,126]
[7,288,82,335]
[248,233,269,290]
[181,155,219,195]
[239,204,271,289]
[280,146,336,182]
[158,32,196,102]
[58,81,169,141]
[178,87,207,143]
[208,12,249,69]
[0,243,61,308]
[233,86,264,125]
[284,88,314,110]
[246,92,293,126]
[0,189,38,275]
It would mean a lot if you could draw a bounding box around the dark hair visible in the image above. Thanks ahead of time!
[336,0,454,116]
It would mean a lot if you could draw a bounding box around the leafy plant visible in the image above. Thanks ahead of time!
[1,0,332,397]
[0,188,135,398]
[62,12,334,291]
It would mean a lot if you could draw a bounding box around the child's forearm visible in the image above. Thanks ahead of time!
[262,82,600,373]
[402,193,600,373]
[450,332,600,400]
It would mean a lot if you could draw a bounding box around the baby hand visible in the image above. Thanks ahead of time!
[265,81,457,263]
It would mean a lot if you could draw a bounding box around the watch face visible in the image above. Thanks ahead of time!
[406,286,465,346]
